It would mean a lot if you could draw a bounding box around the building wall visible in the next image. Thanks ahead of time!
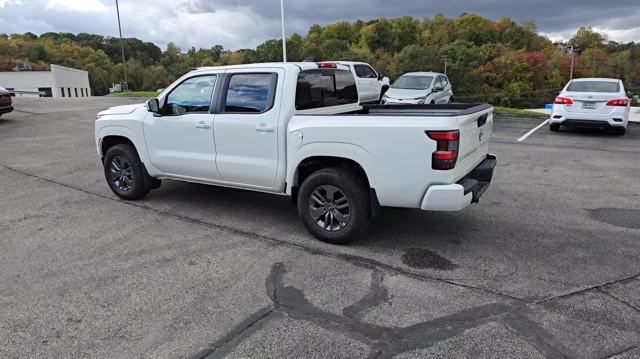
[51,64,91,98]
[0,64,91,98]
[0,71,54,97]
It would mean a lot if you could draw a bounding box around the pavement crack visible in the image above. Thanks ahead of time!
[536,272,640,304]
[597,288,640,314]
[603,345,637,359]
[191,306,276,359]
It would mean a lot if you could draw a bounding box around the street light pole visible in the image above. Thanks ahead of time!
[280,0,287,62]
[115,0,128,90]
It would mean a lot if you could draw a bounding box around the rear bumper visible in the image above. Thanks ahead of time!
[421,154,497,211]
[0,105,13,115]
[550,106,629,128]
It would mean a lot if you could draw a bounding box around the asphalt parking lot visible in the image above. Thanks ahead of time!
[1,97,639,359]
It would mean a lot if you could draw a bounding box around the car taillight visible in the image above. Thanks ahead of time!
[318,62,337,68]
[606,98,629,107]
[554,96,573,105]
[426,130,459,170]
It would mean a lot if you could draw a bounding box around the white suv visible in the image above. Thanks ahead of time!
[323,61,390,104]
[550,78,630,136]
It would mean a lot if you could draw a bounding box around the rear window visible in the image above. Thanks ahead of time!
[567,81,620,93]
[295,69,358,110]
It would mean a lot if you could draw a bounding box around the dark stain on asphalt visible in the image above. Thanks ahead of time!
[587,208,640,229]
[196,262,573,359]
[401,248,458,270]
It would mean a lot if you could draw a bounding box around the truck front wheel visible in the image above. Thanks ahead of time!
[297,168,371,244]
[103,144,153,200]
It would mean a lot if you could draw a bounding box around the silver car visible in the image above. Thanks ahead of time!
[382,72,453,105]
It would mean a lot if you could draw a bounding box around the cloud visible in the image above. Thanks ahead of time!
[0,0,638,51]
[46,0,107,13]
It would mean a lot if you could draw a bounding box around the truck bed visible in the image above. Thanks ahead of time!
[354,103,493,117]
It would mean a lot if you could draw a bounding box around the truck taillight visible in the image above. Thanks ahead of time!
[554,96,573,105]
[606,98,629,106]
[426,130,459,170]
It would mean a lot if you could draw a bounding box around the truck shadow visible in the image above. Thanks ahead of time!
[147,179,479,250]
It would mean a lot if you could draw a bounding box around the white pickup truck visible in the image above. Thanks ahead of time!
[95,62,496,244]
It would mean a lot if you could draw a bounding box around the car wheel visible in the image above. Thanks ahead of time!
[550,123,560,132]
[615,127,626,136]
[297,168,371,244]
[103,144,152,200]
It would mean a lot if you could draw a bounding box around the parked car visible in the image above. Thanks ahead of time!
[95,62,496,244]
[550,78,630,135]
[321,61,390,104]
[382,72,454,105]
[0,87,13,116]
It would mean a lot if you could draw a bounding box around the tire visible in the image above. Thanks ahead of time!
[297,168,371,244]
[550,123,560,132]
[614,127,626,136]
[103,144,152,200]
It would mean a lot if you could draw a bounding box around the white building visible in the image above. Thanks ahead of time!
[0,64,91,98]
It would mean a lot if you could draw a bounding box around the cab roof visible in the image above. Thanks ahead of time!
[192,62,350,73]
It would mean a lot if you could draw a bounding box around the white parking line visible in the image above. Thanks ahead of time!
[517,119,550,142]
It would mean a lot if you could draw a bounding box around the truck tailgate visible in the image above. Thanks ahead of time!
[455,109,493,180]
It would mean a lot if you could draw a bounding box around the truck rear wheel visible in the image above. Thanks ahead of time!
[297,168,370,244]
[103,144,152,200]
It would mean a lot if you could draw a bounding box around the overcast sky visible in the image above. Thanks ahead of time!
[1,0,639,51]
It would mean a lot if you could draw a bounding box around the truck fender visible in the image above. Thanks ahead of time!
[96,125,160,176]
[286,142,375,195]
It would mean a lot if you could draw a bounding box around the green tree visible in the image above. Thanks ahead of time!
[360,19,394,52]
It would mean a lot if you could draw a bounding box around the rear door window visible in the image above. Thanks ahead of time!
[354,65,377,79]
[295,69,358,110]
[567,81,620,93]
[222,73,277,113]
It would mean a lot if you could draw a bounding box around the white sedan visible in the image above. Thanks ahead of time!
[550,78,630,136]
[382,72,453,105]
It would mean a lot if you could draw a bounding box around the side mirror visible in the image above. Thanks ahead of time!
[146,98,160,114]
[628,91,634,98]
[378,73,384,81]
[433,86,444,92]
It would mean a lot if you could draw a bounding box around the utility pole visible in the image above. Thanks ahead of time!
[441,56,450,75]
[280,0,287,62]
[115,0,128,91]
[569,45,575,81]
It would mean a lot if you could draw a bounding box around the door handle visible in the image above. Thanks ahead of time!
[256,123,275,133]
[195,121,211,129]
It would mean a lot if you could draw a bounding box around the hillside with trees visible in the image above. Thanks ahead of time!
[1,14,639,107]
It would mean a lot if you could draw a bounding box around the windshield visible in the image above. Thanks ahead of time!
[392,76,434,90]
[567,81,620,93]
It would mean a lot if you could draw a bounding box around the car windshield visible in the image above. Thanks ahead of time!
[566,81,620,93]
[392,76,434,90]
